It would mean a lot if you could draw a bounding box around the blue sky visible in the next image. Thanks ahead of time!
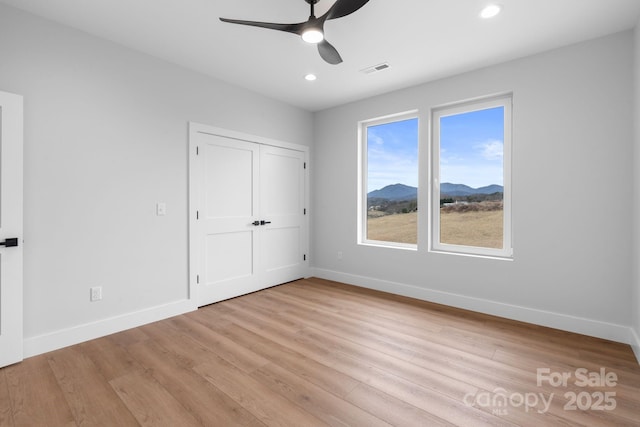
[367,118,418,192]
[440,106,504,188]
[367,108,504,191]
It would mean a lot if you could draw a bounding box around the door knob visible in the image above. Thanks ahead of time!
[0,238,18,247]
[252,221,261,226]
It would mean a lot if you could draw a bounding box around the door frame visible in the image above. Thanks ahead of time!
[0,90,24,368]
[188,122,310,304]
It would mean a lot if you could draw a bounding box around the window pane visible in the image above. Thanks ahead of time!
[366,117,418,245]
[439,106,504,249]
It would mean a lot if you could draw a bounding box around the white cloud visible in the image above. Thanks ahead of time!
[478,140,503,160]
[368,131,385,146]
[368,149,418,191]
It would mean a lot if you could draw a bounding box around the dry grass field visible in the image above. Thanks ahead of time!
[367,209,503,248]
[440,209,503,248]
[367,212,418,244]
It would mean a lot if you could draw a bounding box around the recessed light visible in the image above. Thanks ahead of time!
[480,4,501,19]
[304,73,317,81]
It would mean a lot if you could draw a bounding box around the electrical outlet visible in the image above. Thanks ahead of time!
[156,202,167,216]
[90,286,102,302]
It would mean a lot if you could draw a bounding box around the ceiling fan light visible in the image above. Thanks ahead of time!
[302,28,324,44]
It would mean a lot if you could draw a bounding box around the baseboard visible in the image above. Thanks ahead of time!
[311,268,637,346]
[24,299,196,358]
[631,328,640,364]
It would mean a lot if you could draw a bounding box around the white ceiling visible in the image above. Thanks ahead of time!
[2,0,640,111]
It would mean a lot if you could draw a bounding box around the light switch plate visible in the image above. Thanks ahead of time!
[156,202,166,216]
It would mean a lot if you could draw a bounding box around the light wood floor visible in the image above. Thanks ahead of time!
[1,278,639,426]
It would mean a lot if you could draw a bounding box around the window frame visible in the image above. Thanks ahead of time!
[430,94,513,259]
[357,110,420,250]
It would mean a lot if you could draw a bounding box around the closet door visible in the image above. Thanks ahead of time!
[191,128,308,307]
[259,145,307,287]
[196,134,261,305]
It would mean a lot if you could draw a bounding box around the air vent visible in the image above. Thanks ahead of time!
[360,62,390,75]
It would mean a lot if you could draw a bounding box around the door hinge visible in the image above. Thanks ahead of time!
[197,274,200,284]
[304,208,306,215]
[196,146,199,155]
[196,210,199,220]
[303,162,306,169]
[303,254,306,261]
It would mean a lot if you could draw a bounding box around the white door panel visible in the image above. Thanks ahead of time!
[261,149,301,216]
[0,91,24,368]
[196,135,260,306]
[263,227,300,271]
[205,232,254,284]
[260,146,306,285]
[204,144,255,218]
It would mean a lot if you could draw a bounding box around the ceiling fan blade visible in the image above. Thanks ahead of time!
[219,18,303,35]
[318,40,343,64]
[325,0,370,20]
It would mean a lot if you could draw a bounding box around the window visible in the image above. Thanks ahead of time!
[358,112,419,248]
[431,95,512,258]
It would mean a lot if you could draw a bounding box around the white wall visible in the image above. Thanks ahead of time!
[313,31,635,343]
[632,21,640,359]
[0,4,313,355]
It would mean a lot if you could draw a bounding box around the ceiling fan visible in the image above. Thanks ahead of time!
[219,0,371,65]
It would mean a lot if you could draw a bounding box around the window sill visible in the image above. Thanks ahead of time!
[359,241,418,251]
[429,248,513,261]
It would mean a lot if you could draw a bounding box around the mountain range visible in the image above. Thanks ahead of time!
[367,183,503,200]
[368,184,417,201]
[440,183,503,197]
